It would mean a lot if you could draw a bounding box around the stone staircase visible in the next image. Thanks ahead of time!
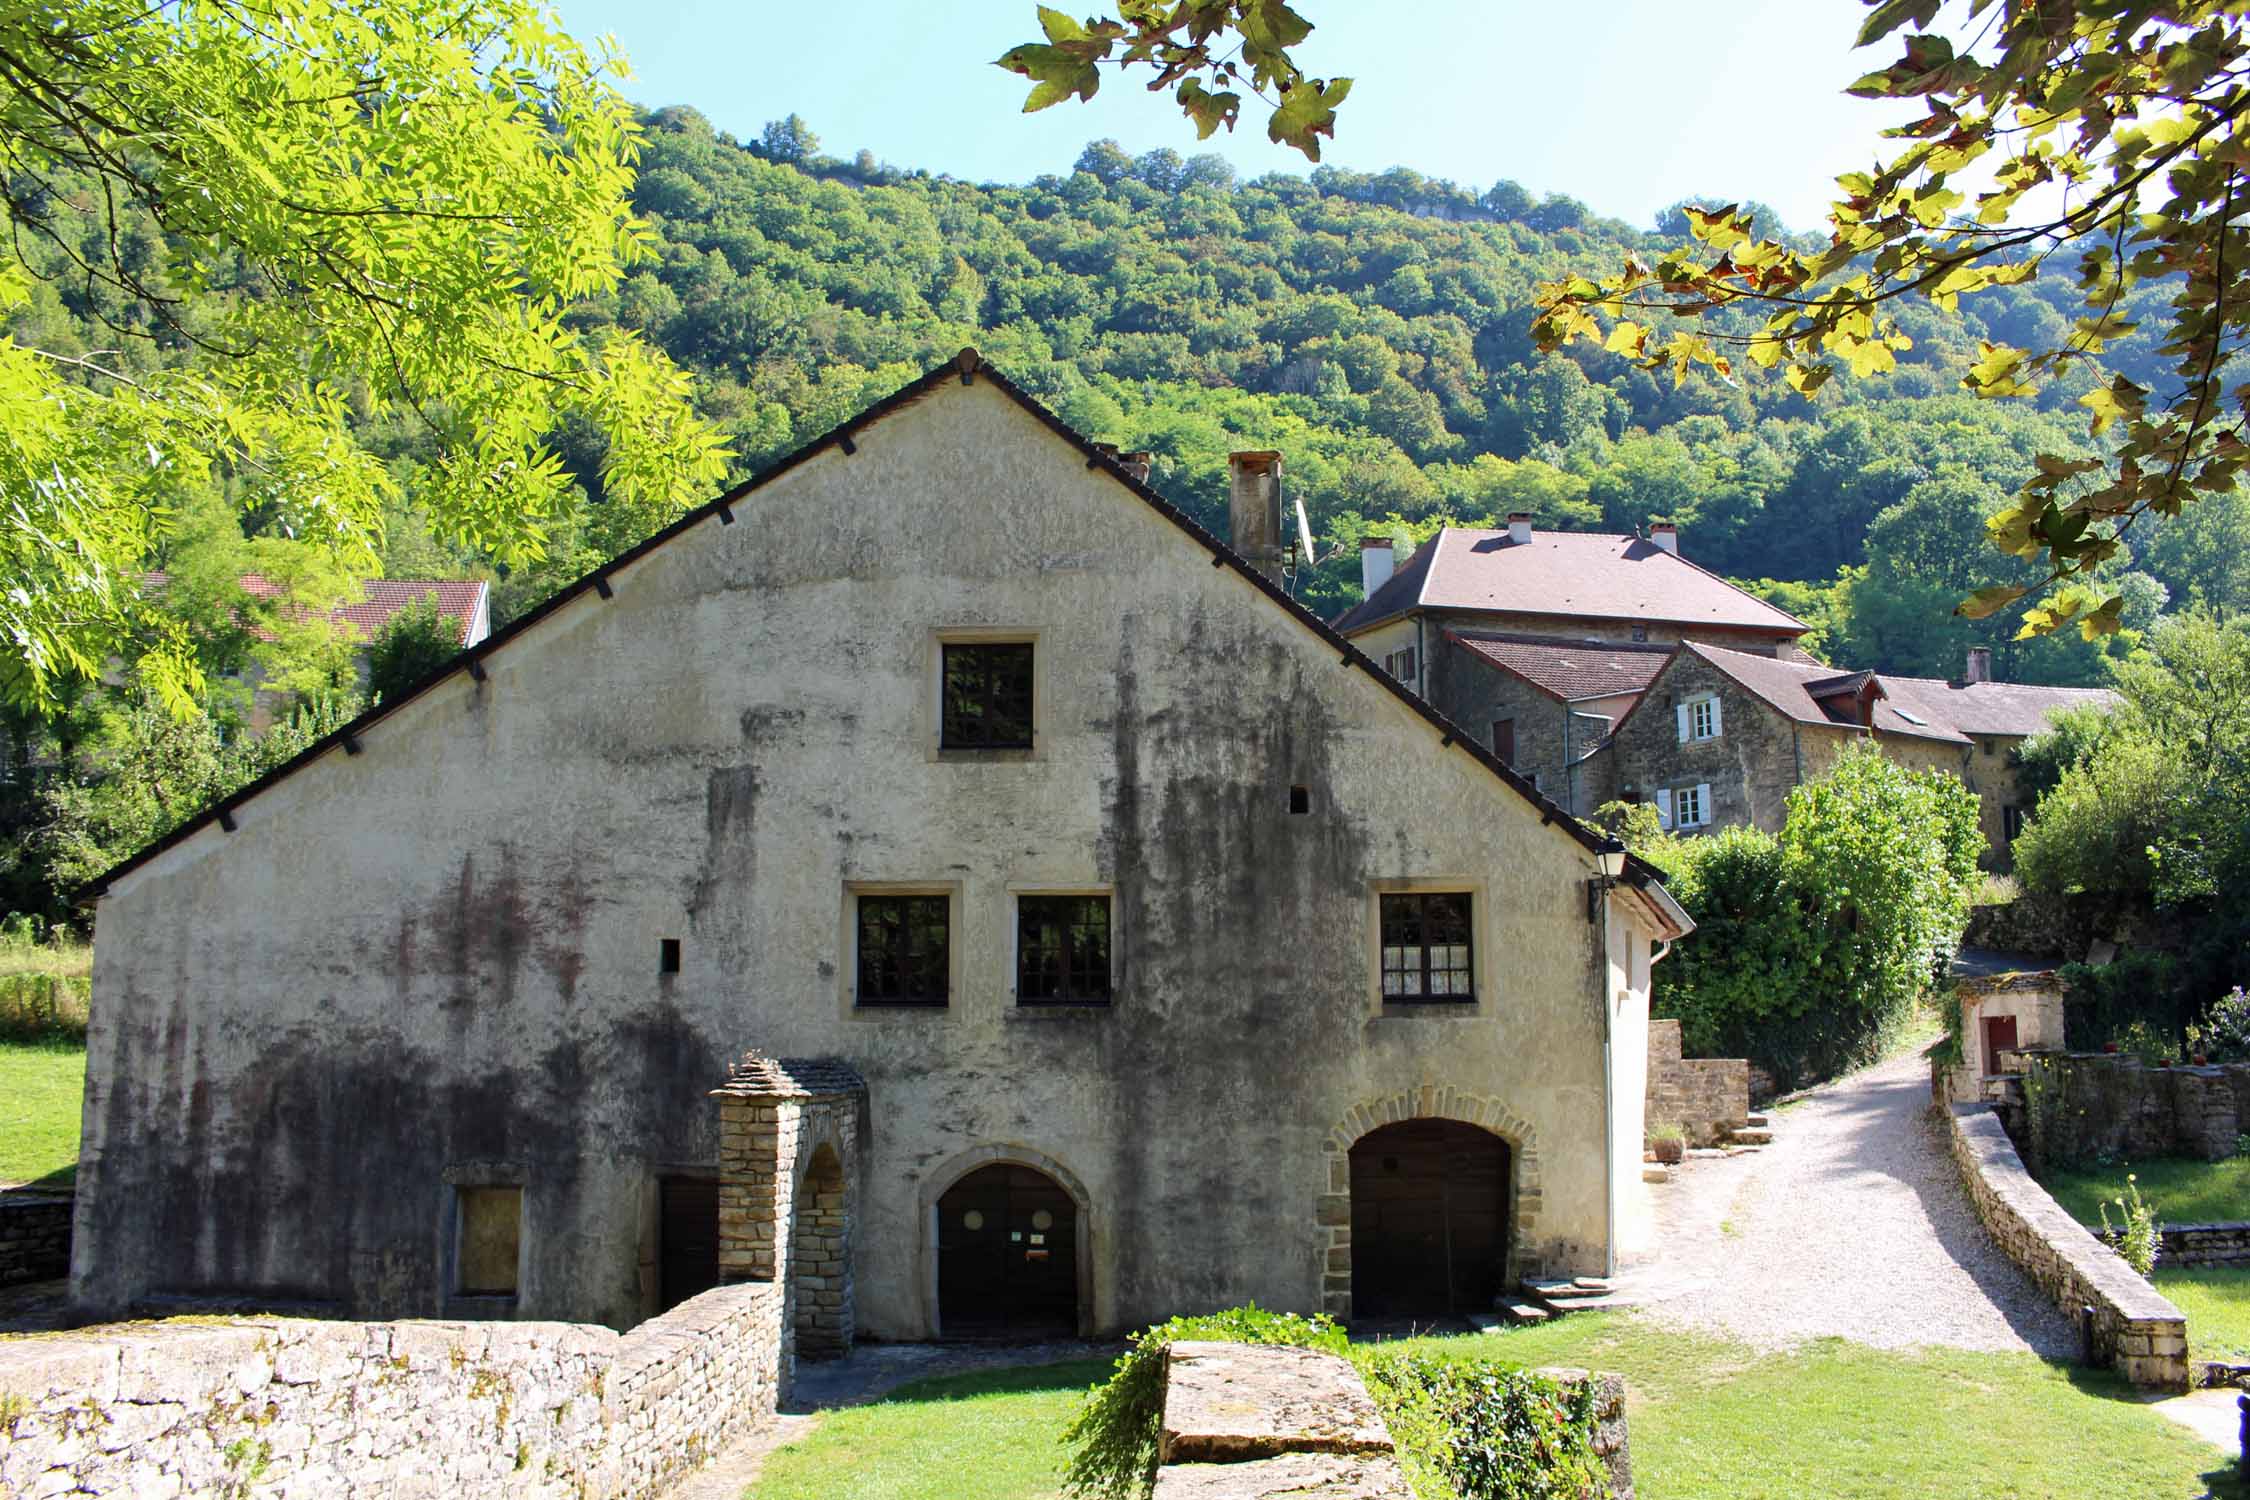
[1465,1277,1624,1330]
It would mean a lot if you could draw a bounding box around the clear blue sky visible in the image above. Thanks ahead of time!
[550,0,1919,233]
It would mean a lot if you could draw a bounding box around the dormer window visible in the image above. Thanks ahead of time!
[1677,693,1721,743]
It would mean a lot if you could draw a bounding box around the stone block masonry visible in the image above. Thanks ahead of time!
[0,1281,784,1499]
[2099,1222,2250,1270]
[1944,1102,2189,1391]
[0,1190,71,1287]
[1644,1019,1748,1148]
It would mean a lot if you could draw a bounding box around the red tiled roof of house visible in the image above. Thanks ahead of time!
[142,574,489,647]
[1874,674,2120,739]
[1678,641,1966,743]
[1333,527,1807,637]
[1446,631,1675,703]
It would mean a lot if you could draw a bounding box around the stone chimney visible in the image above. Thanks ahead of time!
[1650,522,1678,556]
[1965,646,1993,684]
[1361,536,1394,597]
[1507,512,1532,546]
[1228,451,1285,580]
[1120,451,1153,485]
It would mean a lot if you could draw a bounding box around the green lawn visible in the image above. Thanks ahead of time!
[2041,1155,2250,1230]
[746,1313,2242,1500]
[2159,1267,2250,1366]
[0,1042,85,1188]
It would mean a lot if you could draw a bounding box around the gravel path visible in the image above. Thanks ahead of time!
[1630,1047,2077,1356]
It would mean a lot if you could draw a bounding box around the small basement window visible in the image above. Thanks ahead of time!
[660,938,681,974]
[856,894,950,1006]
[941,642,1034,749]
[1379,892,1475,1003]
[1289,785,1311,814]
[456,1186,522,1297]
[1017,894,1113,1005]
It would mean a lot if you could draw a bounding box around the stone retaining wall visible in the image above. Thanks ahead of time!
[1645,1019,1749,1148]
[0,1281,785,1499]
[0,1191,71,1287]
[2022,1053,2250,1167]
[1151,1340,1632,1499]
[1944,1102,2188,1391]
[2097,1221,2250,1270]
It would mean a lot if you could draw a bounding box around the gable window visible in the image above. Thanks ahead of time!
[1017,894,1112,1006]
[1383,646,1419,685]
[941,642,1034,749]
[1491,718,1515,765]
[856,894,950,1006]
[1676,694,1721,743]
[1658,783,1712,831]
[455,1185,522,1297]
[1379,892,1475,1003]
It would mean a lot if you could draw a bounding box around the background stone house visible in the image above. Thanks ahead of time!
[1336,524,2114,865]
[74,353,1689,1340]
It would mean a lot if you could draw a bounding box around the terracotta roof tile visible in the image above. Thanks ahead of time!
[1681,642,2118,745]
[1334,527,1806,636]
[1446,631,1674,703]
[1874,675,2120,739]
[143,574,489,647]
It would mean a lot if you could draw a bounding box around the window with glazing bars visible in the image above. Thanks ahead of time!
[1017,895,1112,1005]
[1379,892,1475,1002]
[856,895,949,1006]
[941,643,1034,749]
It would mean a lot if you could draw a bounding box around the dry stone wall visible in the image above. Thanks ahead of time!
[2098,1222,2250,1270]
[1944,1102,2188,1390]
[1644,1019,1749,1147]
[0,1282,784,1499]
[2023,1053,2249,1167]
[0,1191,71,1287]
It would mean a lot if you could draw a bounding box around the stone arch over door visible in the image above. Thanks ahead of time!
[1318,1087,1540,1321]
[918,1144,1095,1338]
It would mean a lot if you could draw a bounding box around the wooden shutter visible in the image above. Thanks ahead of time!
[1694,783,1711,827]
[1492,719,1515,764]
[1656,789,1673,829]
[1675,702,1692,742]
[1708,699,1722,737]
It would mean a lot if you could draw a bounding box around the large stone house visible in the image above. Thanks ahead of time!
[74,352,1690,1340]
[1334,518,2115,865]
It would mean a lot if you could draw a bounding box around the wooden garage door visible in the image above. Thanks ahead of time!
[659,1175,719,1312]
[1349,1119,1510,1318]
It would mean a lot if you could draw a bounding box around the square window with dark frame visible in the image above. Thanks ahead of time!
[1017,894,1112,1005]
[941,642,1034,749]
[1379,892,1475,1002]
[856,894,950,1006]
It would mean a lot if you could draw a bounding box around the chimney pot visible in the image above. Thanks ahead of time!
[1121,450,1153,484]
[1966,646,1993,684]
[1227,451,1286,581]
[1507,512,1532,546]
[1650,522,1678,556]
[1360,536,1394,598]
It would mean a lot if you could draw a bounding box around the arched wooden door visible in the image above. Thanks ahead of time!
[1349,1119,1510,1318]
[936,1163,1078,1337]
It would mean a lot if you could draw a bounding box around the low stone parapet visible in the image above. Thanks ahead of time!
[0,1281,785,1499]
[1944,1102,2189,1391]
[1646,1019,1749,1148]
[2098,1221,2250,1270]
[0,1190,71,1287]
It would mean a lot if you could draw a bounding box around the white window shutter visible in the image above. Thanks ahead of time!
[1656,789,1673,829]
[1675,702,1691,742]
[1708,698,1722,737]
[1694,783,1711,827]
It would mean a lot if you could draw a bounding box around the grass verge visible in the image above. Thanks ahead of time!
[744,1312,2243,1500]
[2042,1156,2250,1232]
[2157,1267,2250,1366]
[0,1042,85,1187]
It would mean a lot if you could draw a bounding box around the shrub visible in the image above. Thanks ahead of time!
[2100,1175,2159,1278]
[1590,799,1662,849]
[1644,747,1982,1089]
[0,915,91,1043]
[1059,1305,1345,1498]
[2059,949,2187,1052]
[1358,1350,1610,1500]
[2190,986,2250,1063]
[366,594,464,705]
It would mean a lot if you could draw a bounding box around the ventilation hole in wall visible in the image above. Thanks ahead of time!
[1288,785,1311,815]
[660,938,681,975]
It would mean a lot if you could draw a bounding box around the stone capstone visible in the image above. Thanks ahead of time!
[1150,1452,1414,1499]
[1159,1342,1394,1465]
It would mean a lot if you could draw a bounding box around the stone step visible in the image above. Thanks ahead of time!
[1641,1163,1671,1184]
[1570,1276,1615,1294]
[1729,1127,1774,1146]
[1525,1278,1606,1302]
[1743,1112,1770,1128]
[1498,1300,1551,1326]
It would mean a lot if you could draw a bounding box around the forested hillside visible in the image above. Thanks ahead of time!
[511,107,2227,684]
